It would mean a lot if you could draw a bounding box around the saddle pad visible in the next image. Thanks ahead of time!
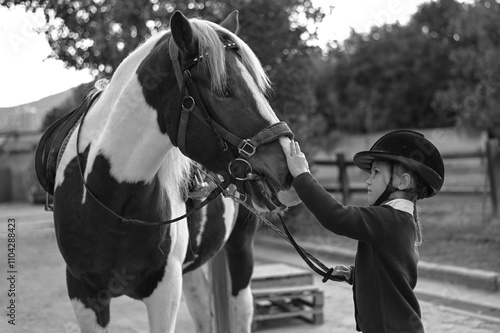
[35,90,102,195]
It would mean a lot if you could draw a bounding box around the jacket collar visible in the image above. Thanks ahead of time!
[383,198,414,217]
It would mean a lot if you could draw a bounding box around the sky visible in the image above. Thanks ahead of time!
[0,0,431,108]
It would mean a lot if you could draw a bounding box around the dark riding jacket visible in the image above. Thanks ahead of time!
[292,172,424,333]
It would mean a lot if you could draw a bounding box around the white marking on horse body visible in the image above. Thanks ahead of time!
[230,285,254,332]
[195,206,208,250]
[70,299,108,333]
[221,194,238,242]
[143,192,189,333]
[54,31,180,201]
[79,74,173,185]
[81,31,189,187]
[236,61,280,124]
[182,193,237,270]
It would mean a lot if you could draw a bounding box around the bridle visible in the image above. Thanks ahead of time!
[74,35,293,227]
[168,37,293,182]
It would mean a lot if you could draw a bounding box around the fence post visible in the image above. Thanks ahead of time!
[486,138,499,217]
[337,153,350,204]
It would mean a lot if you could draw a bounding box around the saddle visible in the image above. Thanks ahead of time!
[35,90,102,197]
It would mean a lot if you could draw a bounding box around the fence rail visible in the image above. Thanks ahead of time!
[312,139,499,216]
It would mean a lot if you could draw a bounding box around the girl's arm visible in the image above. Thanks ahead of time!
[282,141,399,244]
[292,172,398,244]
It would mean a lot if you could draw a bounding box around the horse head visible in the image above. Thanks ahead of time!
[138,11,300,212]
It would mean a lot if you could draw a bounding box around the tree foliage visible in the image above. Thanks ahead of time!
[317,22,453,134]
[2,0,326,143]
[432,0,500,137]
[318,0,500,137]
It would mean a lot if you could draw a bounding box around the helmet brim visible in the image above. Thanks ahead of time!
[353,151,444,197]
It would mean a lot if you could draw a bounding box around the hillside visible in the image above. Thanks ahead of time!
[0,88,75,117]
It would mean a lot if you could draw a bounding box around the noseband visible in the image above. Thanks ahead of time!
[168,37,293,182]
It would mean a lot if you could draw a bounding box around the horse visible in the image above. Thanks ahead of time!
[42,10,299,333]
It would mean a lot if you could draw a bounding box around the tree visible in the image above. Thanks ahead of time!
[321,22,453,133]
[2,0,327,144]
[432,0,500,137]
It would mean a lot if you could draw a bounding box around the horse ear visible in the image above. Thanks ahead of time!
[170,11,197,57]
[220,10,239,34]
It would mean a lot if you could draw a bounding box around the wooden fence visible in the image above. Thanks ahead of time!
[312,138,499,216]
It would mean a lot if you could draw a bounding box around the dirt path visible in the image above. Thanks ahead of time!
[1,203,499,332]
[0,204,197,333]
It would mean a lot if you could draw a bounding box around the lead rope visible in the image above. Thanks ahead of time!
[199,170,344,283]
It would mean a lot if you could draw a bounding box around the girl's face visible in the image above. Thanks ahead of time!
[366,160,391,205]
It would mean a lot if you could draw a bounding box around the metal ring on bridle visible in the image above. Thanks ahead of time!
[228,158,254,181]
[182,96,195,111]
[233,191,248,204]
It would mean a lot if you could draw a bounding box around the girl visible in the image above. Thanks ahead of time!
[281,130,445,333]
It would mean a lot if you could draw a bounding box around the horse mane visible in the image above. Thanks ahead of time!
[158,148,193,202]
[188,18,271,95]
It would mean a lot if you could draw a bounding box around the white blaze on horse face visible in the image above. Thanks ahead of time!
[236,60,279,124]
[277,136,302,206]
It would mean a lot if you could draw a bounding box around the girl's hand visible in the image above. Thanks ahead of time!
[281,140,310,178]
[333,265,353,284]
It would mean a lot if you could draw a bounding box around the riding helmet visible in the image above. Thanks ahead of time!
[353,130,445,198]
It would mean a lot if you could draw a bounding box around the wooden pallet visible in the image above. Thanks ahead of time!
[251,263,324,328]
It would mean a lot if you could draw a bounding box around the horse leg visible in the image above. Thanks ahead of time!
[224,205,259,333]
[142,260,184,333]
[143,223,188,333]
[183,267,214,333]
[66,267,110,333]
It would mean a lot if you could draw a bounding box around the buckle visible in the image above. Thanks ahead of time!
[238,140,256,157]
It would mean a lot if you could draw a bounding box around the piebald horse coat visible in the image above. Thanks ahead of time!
[49,10,297,333]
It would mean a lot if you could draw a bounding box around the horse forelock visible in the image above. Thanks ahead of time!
[189,19,271,95]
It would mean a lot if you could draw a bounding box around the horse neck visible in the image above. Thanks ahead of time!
[83,32,190,190]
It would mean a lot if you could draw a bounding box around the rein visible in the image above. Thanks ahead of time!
[205,169,343,284]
